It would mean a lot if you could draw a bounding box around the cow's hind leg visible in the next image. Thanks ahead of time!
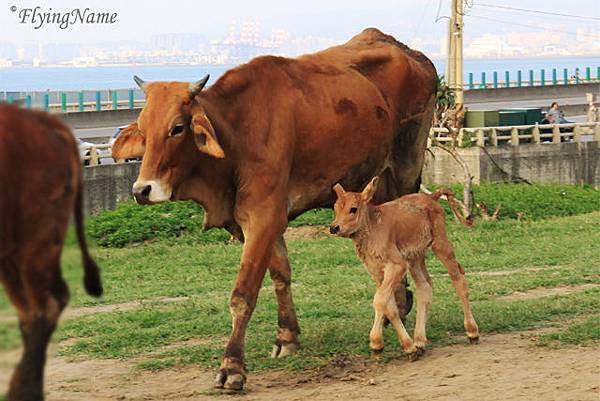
[7,249,68,401]
[269,238,300,358]
[408,254,432,355]
[431,218,479,343]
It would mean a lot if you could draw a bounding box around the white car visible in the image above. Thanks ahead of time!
[77,138,110,166]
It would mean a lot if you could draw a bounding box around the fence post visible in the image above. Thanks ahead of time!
[89,147,99,166]
[563,68,568,85]
[481,72,486,88]
[529,69,534,86]
[95,91,101,111]
[594,123,600,141]
[128,89,134,110]
[586,67,591,81]
[552,68,557,85]
[61,92,67,112]
[493,71,498,89]
[532,124,541,144]
[552,125,561,143]
[510,127,519,146]
[597,66,600,81]
[490,128,498,146]
[540,69,545,86]
[7,95,13,104]
[25,95,32,108]
[575,68,580,84]
[468,73,474,89]
[505,71,510,88]
[111,90,118,110]
[476,129,485,146]
[78,91,84,112]
[43,94,49,111]
[573,125,581,142]
[517,70,522,87]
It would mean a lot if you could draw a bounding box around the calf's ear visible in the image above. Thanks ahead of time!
[112,122,145,160]
[361,176,379,202]
[333,183,346,198]
[191,112,225,159]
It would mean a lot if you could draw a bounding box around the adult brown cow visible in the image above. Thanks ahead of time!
[0,104,103,401]
[113,28,436,390]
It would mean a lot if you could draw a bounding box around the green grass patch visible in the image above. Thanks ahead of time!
[537,315,600,347]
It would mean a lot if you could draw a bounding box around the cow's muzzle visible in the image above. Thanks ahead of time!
[329,225,340,235]
[133,184,152,204]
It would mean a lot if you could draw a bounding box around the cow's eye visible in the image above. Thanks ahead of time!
[170,124,185,136]
[349,207,358,214]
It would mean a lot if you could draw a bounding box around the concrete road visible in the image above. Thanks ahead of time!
[74,126,119,143]
[466,96,588,111]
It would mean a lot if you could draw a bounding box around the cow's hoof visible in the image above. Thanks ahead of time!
[215,369,246,391]
[415,346,426,357]
[270,342,298,358]
[468,335,480,344]
[406,351,420,362]
[370,347,384,358]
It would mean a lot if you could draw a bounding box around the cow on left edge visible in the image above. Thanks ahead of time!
[0,104,103,401]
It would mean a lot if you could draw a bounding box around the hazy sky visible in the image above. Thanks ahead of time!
[1,0,598,45]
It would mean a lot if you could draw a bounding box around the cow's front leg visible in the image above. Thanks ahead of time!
[215,209,286,391]
[269,238,300,358]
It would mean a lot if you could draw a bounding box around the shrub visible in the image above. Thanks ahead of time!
[87,201,229,248]
[87,184,599,247]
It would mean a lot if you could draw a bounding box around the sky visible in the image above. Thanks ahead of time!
[0,0,598,45]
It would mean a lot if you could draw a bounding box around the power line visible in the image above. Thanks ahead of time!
[475,3,600,21]
[467,14,600,39]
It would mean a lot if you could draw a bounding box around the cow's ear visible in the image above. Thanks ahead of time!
[333,183,346,198]
[191,113,225,158]
[112,122,145,160]
[361,176,379,202]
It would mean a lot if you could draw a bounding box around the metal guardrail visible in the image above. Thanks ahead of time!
[429,122,600,148]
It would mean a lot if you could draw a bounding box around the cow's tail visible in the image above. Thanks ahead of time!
[430,188,474,227]
[74,175,103,297]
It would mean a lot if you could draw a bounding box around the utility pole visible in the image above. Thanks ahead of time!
[446,0,464,106]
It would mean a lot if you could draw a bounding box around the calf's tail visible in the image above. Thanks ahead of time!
[74,175,103,297]
[430,188,474,227]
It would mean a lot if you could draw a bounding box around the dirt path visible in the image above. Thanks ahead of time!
[1,332,598,401]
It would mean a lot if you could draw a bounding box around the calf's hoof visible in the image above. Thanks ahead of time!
[370,347,384,358]
[406,352,420,362]
[468,335,480,344]
[215,366,247,391]
[415,346,426,357]
[270,342,298,358]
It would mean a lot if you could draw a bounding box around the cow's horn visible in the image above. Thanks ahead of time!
[189,75,210,97]
[133,75,147,91]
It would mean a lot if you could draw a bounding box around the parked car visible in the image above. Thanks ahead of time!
[110,125,142,162]
[76,138,99,166]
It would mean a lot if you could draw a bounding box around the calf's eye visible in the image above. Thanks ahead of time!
[349,207,358,214]
[170,124,185,136]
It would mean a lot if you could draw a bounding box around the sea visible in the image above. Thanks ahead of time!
[0,56,598,92]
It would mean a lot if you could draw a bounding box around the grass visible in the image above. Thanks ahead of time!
[85,183,599,247]
[1,211,598,373]
[0,185,598,377]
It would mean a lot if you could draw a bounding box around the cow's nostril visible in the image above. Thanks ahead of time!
[330,225,340,234]
[133,184,152,204]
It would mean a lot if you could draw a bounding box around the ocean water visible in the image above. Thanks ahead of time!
[0,56,598,92]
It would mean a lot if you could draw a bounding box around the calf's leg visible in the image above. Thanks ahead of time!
[409,255,432,353]
[374,262,419,360]
[268,238,300,358]
[431,220,479,343]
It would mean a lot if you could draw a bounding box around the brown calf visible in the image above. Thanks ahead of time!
[0,104,103,401]
[330,177,478,360]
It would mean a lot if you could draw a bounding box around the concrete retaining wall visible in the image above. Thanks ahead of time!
[83,162,140,215]
[82,142,598,215]
[422,141,599,187]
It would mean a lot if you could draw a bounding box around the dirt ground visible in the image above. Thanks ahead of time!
[1,330,598,401]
